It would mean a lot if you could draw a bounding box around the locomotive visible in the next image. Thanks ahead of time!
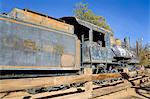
[0,8,139,80]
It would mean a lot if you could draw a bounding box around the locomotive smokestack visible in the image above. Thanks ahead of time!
[124,37,130,49]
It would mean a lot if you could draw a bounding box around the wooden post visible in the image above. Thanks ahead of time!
[123,67,129,91]
[123,67,129,74]
[123,68,129,83]
[84,67,92,98]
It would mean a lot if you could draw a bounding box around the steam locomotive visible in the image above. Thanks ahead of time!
[0,8,139,80]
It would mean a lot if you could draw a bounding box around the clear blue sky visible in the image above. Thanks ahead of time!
[0,0,149,46]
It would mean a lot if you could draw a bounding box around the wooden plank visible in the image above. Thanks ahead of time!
[52,92,89,99]
[0,75,87,92]
[0,73,121,92]
[130,77,149,86]
[92,82,132,98]
[0,75,90,92]
[1,77,148,99]
[129,76,142,81]
[30,88,82,99]
[32,79,150,99]
[92,73,121,80]
[0,92,30,99]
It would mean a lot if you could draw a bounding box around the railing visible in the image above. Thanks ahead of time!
[0,72,121,93]
[0,68,148,99]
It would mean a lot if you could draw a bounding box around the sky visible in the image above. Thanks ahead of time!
[0,0,149,46]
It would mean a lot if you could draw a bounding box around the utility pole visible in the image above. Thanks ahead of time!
[136,40,139,56]
[136,38,143,57]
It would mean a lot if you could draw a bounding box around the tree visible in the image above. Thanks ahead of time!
[73,2,113,32]
[138,43,150,67]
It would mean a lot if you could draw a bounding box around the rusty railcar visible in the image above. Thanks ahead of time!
[0,8,139,80]
[61,17,114,71]
[61,17,139,75]
[0,8,80,78]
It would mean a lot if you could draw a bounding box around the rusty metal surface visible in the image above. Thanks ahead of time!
[61,16,113,64]
[82,42,113,63]
[0,16,77,70]
[8,8,74,34]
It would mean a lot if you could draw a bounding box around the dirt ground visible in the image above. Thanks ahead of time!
[0,83,149,99]
[53,82,150,99]
[53,69,150,99]
[96,83,150,99]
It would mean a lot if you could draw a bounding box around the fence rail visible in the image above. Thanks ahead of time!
[0,68,148,99]
[0,73,121,92]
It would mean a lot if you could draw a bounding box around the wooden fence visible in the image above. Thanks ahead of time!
[0,67,148,99]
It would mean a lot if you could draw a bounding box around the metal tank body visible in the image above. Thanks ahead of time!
[0,9,79,70]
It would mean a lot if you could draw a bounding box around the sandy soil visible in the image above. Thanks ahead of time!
[96,83,150,99]
[53,82,150,99]
[1,82,149,99]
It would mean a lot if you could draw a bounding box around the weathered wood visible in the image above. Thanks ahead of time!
[0,91,29,99]
[0,77,148,99]
[123,68,129,84]
[0,75,90,92]
[129,76,142,81]
[92,82,131,98]
[123,68,129,74]
[31,88,82,99]
[84,67,93,98]
[0,73,122,92]
[92,73,121,80]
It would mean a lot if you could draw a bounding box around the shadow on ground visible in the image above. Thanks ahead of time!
[121,73,150,99]
[134,85,150,99]
[121,95,144,99]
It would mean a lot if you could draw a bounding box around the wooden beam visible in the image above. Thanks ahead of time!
[92,73,121,80]
[84,67,92,98]
[1,77,148,99]
[31,88,82,99]
[0,73,121,92]
[0,75,90,92]
[92,82,131,98]
[0,92,29,99]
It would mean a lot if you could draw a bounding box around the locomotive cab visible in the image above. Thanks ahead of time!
[61,17,114,70]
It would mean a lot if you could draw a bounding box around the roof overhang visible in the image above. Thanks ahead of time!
[61,17,113,35]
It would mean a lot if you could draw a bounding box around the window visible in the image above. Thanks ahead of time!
[93,30,105,47]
